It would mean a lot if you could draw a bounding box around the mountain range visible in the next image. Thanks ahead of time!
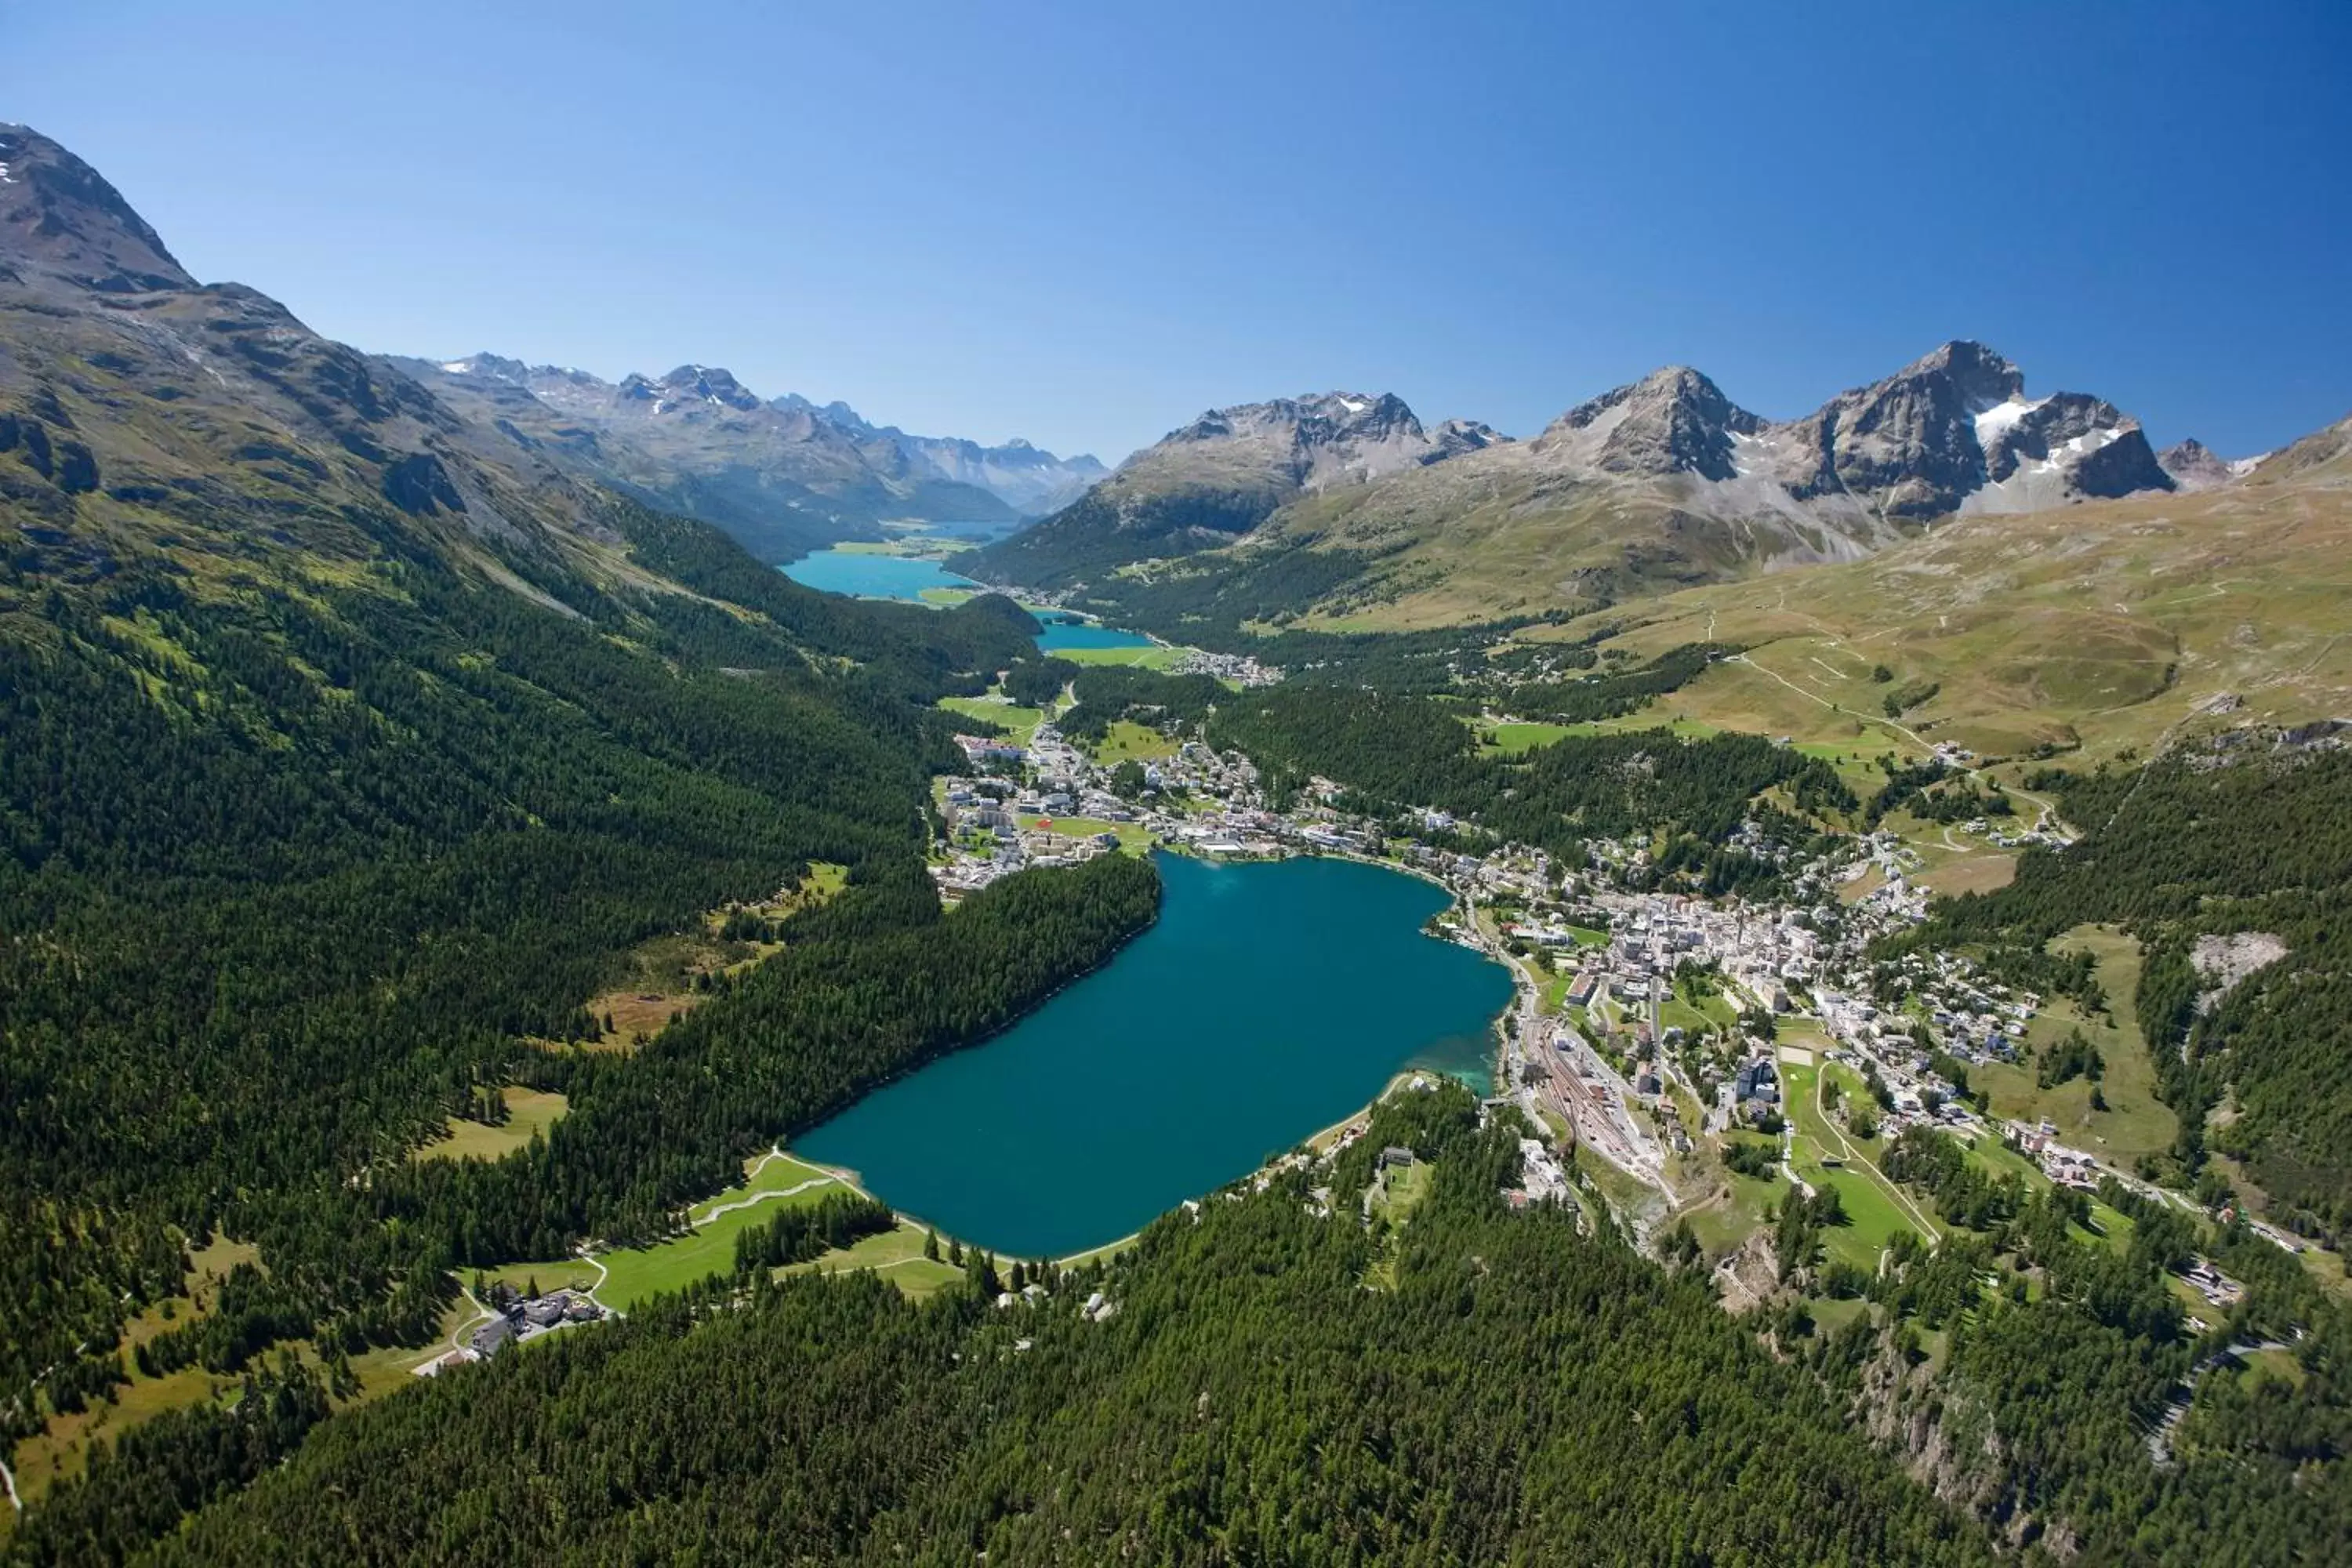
[970,342,2281,620]
[391,354,1105,561]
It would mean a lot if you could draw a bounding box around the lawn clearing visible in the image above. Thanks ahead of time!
[1969,925,2176,1167]
[413,1087,568,1163]
[1679,1169,1780,1257]
[1784,1062,1936,1254]
[595,1151,845,1308]
[1087,718,1178,763]
[1479,720,1576,756]
[783,1221,969,1300]
[938,694,1049,745]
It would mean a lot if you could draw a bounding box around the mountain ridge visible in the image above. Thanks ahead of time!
[397,353,1105,560]
[967,387,1503,587]
[973,340,2195,615]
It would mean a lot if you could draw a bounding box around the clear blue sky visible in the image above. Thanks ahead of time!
[12,1,2347,460]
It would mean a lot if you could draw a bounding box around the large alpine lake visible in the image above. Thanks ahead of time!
[797,853,1513,1258]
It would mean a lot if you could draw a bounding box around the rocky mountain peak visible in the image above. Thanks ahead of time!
[1538,365,1761,481]
[437,352,532,384]
[650,365,763,411]
[2158,437,2253,492]
[1427,417,1509,463]
[1894,339,2027,409]
[1769,339,2169,517]
[0,123,192,292]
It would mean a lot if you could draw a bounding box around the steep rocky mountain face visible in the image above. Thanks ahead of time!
[0,125,191,292]
[0,125,632,597]
[2158,437,2260,491]
[1428,416,1509,462]
[976,342,2185,623]
[1536,366,1761,481]
[400,355,1105,562]
[1756,341,2172,518]
[967,390,1497,588]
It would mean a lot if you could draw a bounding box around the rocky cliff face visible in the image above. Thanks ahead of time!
[1534,366,1761,482]
[0,124,192,294]
[1428,418,1510,463]
[1750,341,2172,518]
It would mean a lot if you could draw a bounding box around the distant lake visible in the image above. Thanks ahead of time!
[1034,614,1156,652]
[779,550,978,602]
[797,853,1512,1258]
[782,554,1162,655]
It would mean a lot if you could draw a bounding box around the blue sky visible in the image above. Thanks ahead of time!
[12,1,2347,461]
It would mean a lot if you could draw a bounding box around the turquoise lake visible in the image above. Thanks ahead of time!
[796,852,1513,1258]
[1033,615,1156,652]
[779,550,978,601]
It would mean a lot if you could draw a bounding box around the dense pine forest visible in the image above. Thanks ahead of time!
[74,1087,2004,1566]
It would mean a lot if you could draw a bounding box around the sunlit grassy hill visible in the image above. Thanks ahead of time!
[1531,427,2352,763]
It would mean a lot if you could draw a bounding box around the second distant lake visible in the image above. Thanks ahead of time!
[779,549,978,602]
[796,852,1513,1258]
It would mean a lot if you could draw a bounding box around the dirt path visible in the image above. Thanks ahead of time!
[692,1174,837,1229]
[1,1452,20,1515]
[1728,652,1933,750]
[576,1250,622,1319]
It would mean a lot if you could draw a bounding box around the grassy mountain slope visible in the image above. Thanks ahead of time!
[1536,434,2352,763]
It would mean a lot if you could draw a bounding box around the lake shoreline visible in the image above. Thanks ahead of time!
[795,853,1514,1259]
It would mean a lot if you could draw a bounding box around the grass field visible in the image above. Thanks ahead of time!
[1016,813,1154,853]
[1899,818,2022,897]
[596,1151,844,1308]
[1783,1062,1938,1254]
[1662,988,1737,1037]
[1087,718,1178,763]
[413,1087,569,1163]
[1680,1167,1781,1257]
[1967,926,2177,1167]
[938,694,1050,745]
[1477,720,1576,756]
[474,1256,602,1298]
[782,1221,967,1300]
[1479,712,1729,753]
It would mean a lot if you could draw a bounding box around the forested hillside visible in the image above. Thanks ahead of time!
[1907,744,2352,1238]
[94,1087,1996,1567]
[0,125,1172,1514]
